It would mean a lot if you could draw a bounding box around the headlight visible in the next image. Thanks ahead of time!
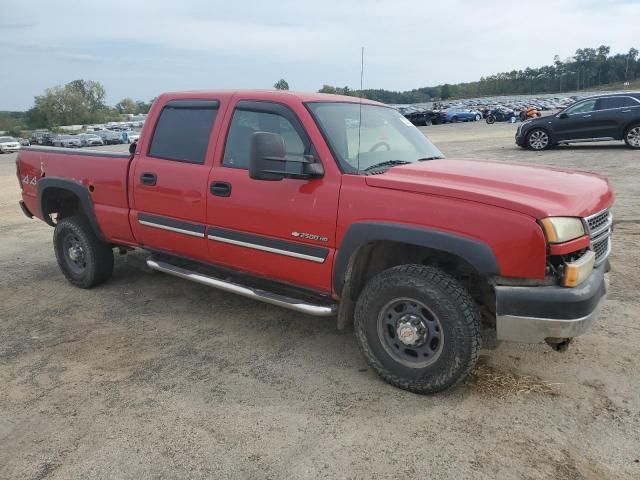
[539,217,585,243]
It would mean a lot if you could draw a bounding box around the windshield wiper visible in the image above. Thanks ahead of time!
[417,156,444,161]
[363,160,412,172]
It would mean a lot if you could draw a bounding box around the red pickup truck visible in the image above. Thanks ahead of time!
[16,90,613,393]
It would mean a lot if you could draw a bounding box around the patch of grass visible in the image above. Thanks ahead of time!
[466,364,560,398]
[588,79,640,91]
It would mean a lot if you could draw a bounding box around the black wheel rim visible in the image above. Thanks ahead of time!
[377,297,444,368]
[62,233,87,274]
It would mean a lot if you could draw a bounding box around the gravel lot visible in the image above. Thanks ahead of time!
[1,123,639,479]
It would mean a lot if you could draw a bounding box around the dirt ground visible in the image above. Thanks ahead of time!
[1,122,639,480]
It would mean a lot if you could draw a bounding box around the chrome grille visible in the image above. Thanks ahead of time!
[584,209,612,266]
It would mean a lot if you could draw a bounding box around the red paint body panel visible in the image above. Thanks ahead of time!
[17,148,134,244]
[548,235,591,256]
[337,175,548,279]
[16,90,615,297]
[365,159,614,218]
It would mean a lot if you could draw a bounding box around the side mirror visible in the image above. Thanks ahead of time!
[129,140,137,155]
[249,132,324,181]
[558,112,569,119]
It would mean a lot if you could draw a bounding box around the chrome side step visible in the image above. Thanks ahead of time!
[146,258,337,317]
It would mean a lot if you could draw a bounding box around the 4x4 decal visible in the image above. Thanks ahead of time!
[22,175,37,186]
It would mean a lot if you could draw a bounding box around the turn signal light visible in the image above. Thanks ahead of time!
[563,250,596,287]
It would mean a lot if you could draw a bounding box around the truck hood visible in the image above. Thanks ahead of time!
[365,159,613,218]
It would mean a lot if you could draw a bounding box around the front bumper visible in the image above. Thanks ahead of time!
[495,262,608,343]
[1,146,20,152]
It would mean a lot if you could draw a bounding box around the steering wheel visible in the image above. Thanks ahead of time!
[369,141,391,152]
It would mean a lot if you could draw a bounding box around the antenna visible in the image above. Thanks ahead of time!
[357,47,364,172]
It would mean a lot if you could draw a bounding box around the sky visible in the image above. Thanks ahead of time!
[1,0,639,110]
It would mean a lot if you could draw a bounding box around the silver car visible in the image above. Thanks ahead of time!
[52,135,82,148]
[0,136,21,153]
[78,133,105,147]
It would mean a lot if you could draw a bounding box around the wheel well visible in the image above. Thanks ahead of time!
[624,121,640,135]
[41,187,85,224]
[341,241,495,328]
[527,126,550,135]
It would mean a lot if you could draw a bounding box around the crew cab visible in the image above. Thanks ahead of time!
[516,92,640,150]
[16,90,613,394]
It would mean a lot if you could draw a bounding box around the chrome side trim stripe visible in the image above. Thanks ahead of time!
[557,137,615,144]
[207,234,326,263]
[139,220,205,238]
[147,258,336,316]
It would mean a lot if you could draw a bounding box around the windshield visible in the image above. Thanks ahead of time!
[307,102,444,173]
[0,137,14,142]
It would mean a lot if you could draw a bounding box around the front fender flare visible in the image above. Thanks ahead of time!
[333,222,500,296]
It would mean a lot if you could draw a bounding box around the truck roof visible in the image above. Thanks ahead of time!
[158,89,386,106]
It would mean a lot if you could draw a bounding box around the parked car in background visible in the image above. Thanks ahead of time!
[516,92,640,150]
[397,107,440,126]
[51,135,82,148]
[441,108,482,123]
[0,136,21,153]
[31,130,53,146]
[78,133,104,147]
[19,138,31,147]
[96,130,123,145]
[486,107,516,124]
[124,131,141,143]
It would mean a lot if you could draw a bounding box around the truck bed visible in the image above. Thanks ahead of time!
[17,146,136,245]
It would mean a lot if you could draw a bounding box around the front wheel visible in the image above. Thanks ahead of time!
[54,215,114,288]
[486,115,496,124]
[527,128,551,150]
[475,114,481,121]
[354,265,481,394]
[624,124,640,149]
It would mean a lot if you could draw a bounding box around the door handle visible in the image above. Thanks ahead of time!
[210,181,232,197]
[140,172,157,186]
[582,114,592,118]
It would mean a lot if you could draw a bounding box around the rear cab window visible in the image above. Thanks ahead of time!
[149,100,219,164]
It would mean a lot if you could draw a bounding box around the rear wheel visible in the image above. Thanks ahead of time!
[54,215,114,288]
[475,114,481,121]
[354,265,481,394]
[624,124,640,149]
[527,128,551,150]
[486,115,496,124]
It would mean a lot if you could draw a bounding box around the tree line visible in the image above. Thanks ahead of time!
[318,45,639,103]
[0,79,155,136]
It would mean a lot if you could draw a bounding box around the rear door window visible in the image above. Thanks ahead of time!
[596,97,629,110]
[149,100,219,164]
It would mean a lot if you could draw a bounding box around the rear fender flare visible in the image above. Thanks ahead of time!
[333,222,500,296]
[38,177,104,240]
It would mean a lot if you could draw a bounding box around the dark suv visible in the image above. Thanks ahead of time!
[516,92,640,150]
